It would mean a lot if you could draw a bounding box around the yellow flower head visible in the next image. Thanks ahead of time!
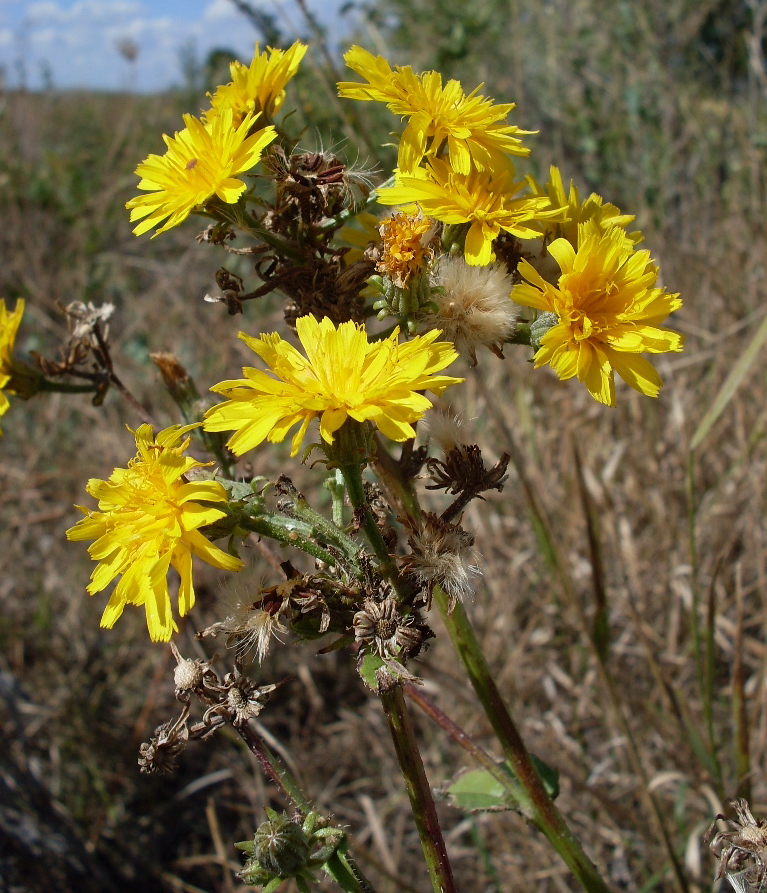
[377,211,436,287]
[0,298,24,430]
[338,46,533,174]
[512,225,684,406]
[527,165,642,247]
[204,315,463,456]
[207,41,308,125]
[377,160,561,266]
[126,109,277,237]
[66,424,244,642]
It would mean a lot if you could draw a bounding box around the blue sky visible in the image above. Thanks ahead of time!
[0,0,356,91]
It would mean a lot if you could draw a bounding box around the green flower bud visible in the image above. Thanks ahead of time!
[529,311,559,351]
[250,808,311,878]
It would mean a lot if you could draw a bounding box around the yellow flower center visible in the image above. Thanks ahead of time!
[377,211,434,287]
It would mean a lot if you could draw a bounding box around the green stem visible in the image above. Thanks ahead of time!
[239,512,339,567]
[316,175,396,234]
[234,723,312,814]
[434,587,613,893]
[236,724,378,893]
[404,683,517,790]
[329,423,400,582]
[326,469,346,528]
[36,379,100,394]
[276,475,363,577]
[379,686,457,893]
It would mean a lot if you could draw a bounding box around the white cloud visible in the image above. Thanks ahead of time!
[26,0,145,26]
[0,0,348,91]
[202,0,240,22]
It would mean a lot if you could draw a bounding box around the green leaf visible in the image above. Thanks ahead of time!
[443,757,559,814]
[358,653,385,691]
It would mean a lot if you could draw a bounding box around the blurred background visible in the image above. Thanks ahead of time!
[2,1,767,891]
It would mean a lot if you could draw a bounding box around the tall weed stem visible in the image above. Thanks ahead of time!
[331,422,456,892]
[379,686,458,893]
[433,587,613,893]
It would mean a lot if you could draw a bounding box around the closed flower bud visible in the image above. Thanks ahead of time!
[529,311,559,351]
[251,809,311,878]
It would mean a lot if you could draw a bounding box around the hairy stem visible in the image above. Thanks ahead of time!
[234,723,313,814]
[434,587,613,893]
[379,686,457,893]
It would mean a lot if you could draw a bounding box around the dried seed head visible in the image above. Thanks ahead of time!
[174,657,203,691]
[169,642,215,697]
[404,512,481,609]
[138,709,190,775]
[423,409,465,454]
[211,582,291,662]
[426,443,510,499]
[353,596,423,659]
[426,257,518,364]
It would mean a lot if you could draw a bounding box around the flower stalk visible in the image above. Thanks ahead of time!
[328,421,401,581]
[379,685,457,893]
[433,586,613,893]
[235,722,378,893]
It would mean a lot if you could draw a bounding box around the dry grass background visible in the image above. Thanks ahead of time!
[2,3,767,891]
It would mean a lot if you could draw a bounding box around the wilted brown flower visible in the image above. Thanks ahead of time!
[403,512,481,609]
[138,706,190,775]
[353,596,424,659]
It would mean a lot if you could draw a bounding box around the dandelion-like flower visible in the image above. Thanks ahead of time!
[376,160,560,266]
[66,424,244,642]
[512,225,684,406]
[0,298,24,431]
[527,165,641,247]
[377,211,436,287]
[126,109,276,237]
[204,315,463,457]
[207,41,307,125]
[338,46,533,173]
[426,257,518,363]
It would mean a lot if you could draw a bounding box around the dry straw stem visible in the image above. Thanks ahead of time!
[475,369,689,893]
[690,310,767,452]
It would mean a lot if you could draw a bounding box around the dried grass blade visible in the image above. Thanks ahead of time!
[691,311,767,452]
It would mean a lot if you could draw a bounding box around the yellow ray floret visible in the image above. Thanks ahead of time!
[204,315,464,457]
[207,40,307,125]
[0,298,24,432]
[338,45,533,174]
[526,165,642,247]
[126,109,276,237]
[66,424,243,642]
[512,225,684,406]
[377,160,561,266]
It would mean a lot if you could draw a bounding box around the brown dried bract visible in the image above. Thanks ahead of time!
[706,799,767,892]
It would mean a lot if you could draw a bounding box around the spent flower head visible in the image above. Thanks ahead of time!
[0,298,24,431]
[376,160,561,266]
[426,257,518,363]
[338,45,533,174]
[126,109,277,237]
[512,225,684,406]
[403,513,481,609]
[66,423,244,642]
[204,314,463,457]
[207,41,307,125]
